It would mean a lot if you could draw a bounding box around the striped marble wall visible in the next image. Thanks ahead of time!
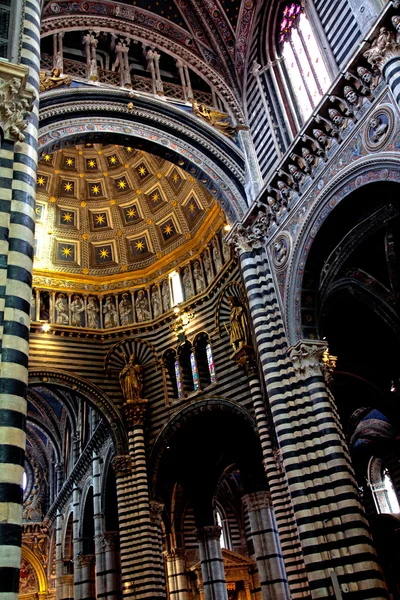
[0,1,41,598]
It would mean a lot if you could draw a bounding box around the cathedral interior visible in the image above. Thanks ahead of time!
[3,0,400,599]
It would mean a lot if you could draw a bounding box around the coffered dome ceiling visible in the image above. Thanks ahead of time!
[35,143,224,287]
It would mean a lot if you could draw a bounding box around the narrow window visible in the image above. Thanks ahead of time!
[174,359,183,399]
[190,351,199,391]
[206,342,216,384]
[279,3,330,121]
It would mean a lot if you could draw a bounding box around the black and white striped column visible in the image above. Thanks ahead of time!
[111,456,135,597]
[243,491,290,600]
[55,510,64,600]
[0,0,40,597]
[165,548,189,600]
[73,483,83,599]
[236,238,387,599]
[196,526,228,600]
[247,373,309,598]
[93,451,106,599]
[382,56,400,106]
[102,532,121,600]
[123,401,165,599]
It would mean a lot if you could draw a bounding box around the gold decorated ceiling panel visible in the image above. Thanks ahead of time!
[35,144,224,284]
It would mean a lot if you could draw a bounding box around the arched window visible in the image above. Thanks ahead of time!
[190,351,199,391]
[369,457,400,514]
[216,508,228,549]
[175,358,183,398]
[194,333,217,388]
[279,3,330,122]
[206,343,216,384]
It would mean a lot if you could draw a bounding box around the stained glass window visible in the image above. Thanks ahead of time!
[190,351,199,391]
[280,3,330,122]
[174,360,183,399]
[206,343,216,383]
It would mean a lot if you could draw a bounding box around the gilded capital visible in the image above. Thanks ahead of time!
[288,339,328,379]
[0,62,35,143]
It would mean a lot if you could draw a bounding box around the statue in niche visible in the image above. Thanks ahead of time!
[135,290,150,322]
[222,236,231,262]
[227,295,249,351]
[203,252,213,284]
[39,68,72,92]
[183,266,194,300]
[86,296,99,329]
[30,291,36,321]
[103,296,118,328]
[119,354,144,403]
[119,293,133,326]
[151,286,162,318]
[162,279,170,312]
[212,237,223,272]
[193,261,205,293]
[71,295,84,327]
[55,293,69,325]
[39,293,50,321]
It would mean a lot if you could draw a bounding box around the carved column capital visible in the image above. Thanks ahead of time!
[288,339,328,379]
[242,491,272,512]
[102,532,118,548]
[76,554,95,568]
[123,399,148,429]
[0,62,35,143]
[363,23,400,72]
[196,525,222,542]
[150,500,164,524]
[111,454,132,477]
[229,211,271,254]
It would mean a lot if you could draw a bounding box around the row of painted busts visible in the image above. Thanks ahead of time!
[31,236,230,328]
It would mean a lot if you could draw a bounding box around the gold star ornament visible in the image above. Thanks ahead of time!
[99,248,109,259]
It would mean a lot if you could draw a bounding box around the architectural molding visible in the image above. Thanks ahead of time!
[242,491,272,512]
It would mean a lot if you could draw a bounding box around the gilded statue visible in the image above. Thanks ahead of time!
[191,101,239,138]
[119,354,144,403]
[227,295,249,350]
[39,68,72,92]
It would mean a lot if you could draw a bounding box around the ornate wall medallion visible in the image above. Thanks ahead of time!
[364,106,395,151]
[271,233,291,269]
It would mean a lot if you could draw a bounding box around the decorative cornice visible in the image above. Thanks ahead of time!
[0,61,35,142]
[288,339,328,379]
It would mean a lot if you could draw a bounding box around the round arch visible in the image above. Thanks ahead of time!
[29,369,128,455]
[38,91,247,221]
[20,545,48,594]
[149,397,259,498]
[40,10,243,116]
[285,157,400,345]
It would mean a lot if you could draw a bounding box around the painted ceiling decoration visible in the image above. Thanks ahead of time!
[35,143,224,284]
